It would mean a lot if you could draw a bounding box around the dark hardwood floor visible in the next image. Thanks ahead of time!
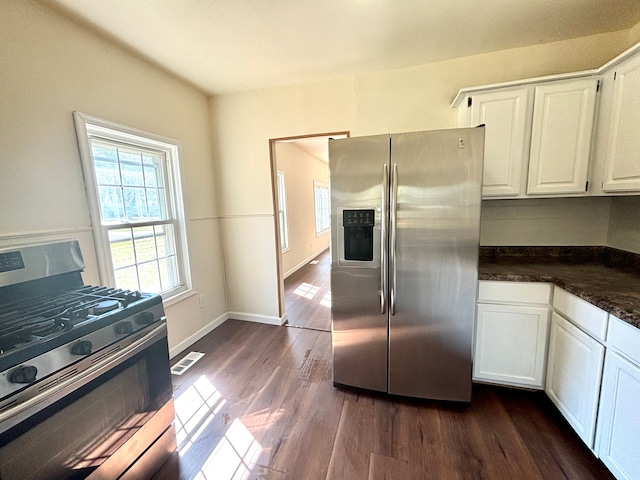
[283,249,331,331]
[154,319,614,480]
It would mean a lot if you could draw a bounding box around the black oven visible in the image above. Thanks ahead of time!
[0,240,176,480]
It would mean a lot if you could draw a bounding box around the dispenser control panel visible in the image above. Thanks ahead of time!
[343,209,375,227]
[342,209,375,262]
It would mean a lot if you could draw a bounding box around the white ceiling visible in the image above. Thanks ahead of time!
[44,0,640,96]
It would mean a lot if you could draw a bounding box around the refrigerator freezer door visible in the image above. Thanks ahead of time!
[388,128,484,401]
[329,134,390,392]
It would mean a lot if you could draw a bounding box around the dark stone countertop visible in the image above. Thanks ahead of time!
[478,247,640,330]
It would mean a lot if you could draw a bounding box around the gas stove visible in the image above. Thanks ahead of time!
[0,240,174,480]
[0,240,164,411]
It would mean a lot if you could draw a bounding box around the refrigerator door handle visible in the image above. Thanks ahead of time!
[380,164,388,314]
[390,163,398,316]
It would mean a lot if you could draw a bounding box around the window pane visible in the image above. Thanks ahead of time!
[93,147,120,185]
[155,224,176,257]
[146,189,161,218]
[276,172,288,250]
[108,229,135,268]
[144,165,158,187]
[114,266,139,291]
[108,223,180,294]
[159,256,179,291]
[123,187,148,220]
[98,186,125,222]
[314,183,330,234]
[138,260,161,293]
[133,226,157,263]
[120,161,144,186]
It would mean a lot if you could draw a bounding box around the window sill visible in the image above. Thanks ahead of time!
[162,288,196,308]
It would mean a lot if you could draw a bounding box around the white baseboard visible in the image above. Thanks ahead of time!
[284,246,329,279]
[229,311,287,326]
[169,312,229,359]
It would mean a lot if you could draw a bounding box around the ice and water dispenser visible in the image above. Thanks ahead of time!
[342,209,375,262]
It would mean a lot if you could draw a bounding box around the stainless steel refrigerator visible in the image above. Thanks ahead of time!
[329,127,484,402]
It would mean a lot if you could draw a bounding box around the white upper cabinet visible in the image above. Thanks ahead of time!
[454,41,640,198]
[470,88,531,197]
[527,78,597,195]
[456,74,598,199]
[601,51,640,192]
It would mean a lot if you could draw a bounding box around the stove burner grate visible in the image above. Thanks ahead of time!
[0,286,145,356]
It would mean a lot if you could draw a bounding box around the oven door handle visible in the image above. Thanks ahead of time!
[0,321,168,435]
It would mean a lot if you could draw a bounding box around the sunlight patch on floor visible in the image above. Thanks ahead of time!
[194,418,263,480]
[320,291,331,307]
[174,375,265,479]
[293,282,320,299]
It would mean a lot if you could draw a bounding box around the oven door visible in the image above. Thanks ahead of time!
[0,322,175,480]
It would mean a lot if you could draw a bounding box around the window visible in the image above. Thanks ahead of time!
[74,112,191,298]
[314,181,330,235]
[276,171,289,251]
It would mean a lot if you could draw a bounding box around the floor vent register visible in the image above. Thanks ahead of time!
[171,351,205,376]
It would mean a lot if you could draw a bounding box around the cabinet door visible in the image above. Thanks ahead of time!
[527,78,597,195]
[596,351,640,480]
[603,53,640,192]
[470,88,530,197]
[546,312,604,450]
[474,303,550,388]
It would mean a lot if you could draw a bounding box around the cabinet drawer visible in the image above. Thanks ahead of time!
[607,315,640,365]
[478,281,551,304]
[552,287,608,342]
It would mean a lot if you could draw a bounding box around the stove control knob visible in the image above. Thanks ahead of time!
[135,311,155,325]
[116,321,134,334]
[10,366,37,384]
[71,340,93,356]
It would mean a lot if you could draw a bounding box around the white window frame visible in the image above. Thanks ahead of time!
[314,180,330,235]
[276,171,289,252]
[73,112,192,301]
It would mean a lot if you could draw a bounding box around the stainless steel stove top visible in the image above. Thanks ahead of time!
[0,240,165,408]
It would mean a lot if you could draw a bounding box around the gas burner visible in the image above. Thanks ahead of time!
[90,300,120,315]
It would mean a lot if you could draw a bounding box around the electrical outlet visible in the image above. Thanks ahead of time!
[198,295,206,309]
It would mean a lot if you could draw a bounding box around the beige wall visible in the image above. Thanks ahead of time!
[480,198,612,246]
[211,30,633,320]
[209,79,353,320]
[608,197,640,254]
[630,20,640,46]
[1,0,227,355]
[276,142,329,276]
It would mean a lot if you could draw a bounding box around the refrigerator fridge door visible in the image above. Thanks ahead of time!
[388,129,484,401]
[329,134,389,392]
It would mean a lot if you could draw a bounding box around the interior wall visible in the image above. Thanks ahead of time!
[209,78,354,319]
[607,196,640,254]
[629,20,640,46]
[210,30,632,320]
[1,0,227,356]
[276,142,329,276]
[480,197,611,246]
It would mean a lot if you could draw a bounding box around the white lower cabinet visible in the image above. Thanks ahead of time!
[474,281,551,388]
[474,303,550,388]
[545,311,605,450]
[596,351,640,480]
[596,316,640,480]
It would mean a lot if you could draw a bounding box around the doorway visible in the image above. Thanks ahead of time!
[269,132,348,331]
